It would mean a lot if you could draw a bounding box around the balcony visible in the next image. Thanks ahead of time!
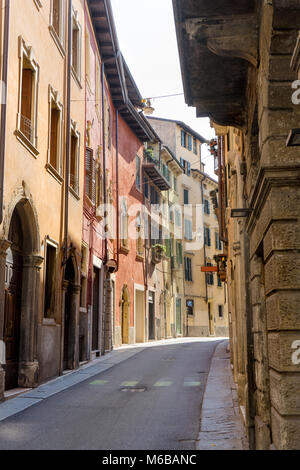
[143,149,171,191]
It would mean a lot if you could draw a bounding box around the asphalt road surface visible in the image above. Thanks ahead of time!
[0,338,221,450]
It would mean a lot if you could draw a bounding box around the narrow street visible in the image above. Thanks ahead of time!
[0,339,221,450]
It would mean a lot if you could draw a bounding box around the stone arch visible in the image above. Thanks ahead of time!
[2,183,40,255]
[0,184,43,392]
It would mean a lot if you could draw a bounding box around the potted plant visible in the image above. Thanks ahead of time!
[151,244,166,264]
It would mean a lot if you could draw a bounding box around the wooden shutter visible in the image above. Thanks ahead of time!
[70,134,77,190]
[91,156,96,204]
[85,148,91,198]
[53,0,60,36]
[50,107,59,170]
[21,69,33,120]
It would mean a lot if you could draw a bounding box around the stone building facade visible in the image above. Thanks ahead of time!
[173,0,300,450]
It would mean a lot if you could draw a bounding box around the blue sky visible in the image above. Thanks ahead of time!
[110,0,216,177]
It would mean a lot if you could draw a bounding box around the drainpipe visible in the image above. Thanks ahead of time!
[101,62,107,265]
[201,179,208,303]
[116,110,119,271]
[0,0,10,225]
[63,0,72,266]
[101,61,107,355]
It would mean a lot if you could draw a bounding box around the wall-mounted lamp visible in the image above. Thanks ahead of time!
[141,99,154,115]
[231,208,252,218]
[286,128,300,147]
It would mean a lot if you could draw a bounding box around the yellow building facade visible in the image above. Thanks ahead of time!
[0,0,85,398]
[147,117,229,338]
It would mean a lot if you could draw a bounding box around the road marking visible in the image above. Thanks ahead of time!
[154,380,173,387]
[121,381,139,387]
[184,381,201,387]
[90,380,108,385]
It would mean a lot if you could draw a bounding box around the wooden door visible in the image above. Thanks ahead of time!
[176,298,182,335]
[4,248,22,390]
[92,268,100,351]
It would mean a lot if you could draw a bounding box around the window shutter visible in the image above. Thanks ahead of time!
[21,69,33,122]
[85,148,91,198]
[187,161,191,176]
[92,157,96,204]
[208,228,211,246]
[50,107,59,170]
[53,0,60,36]
[165,238,171,257]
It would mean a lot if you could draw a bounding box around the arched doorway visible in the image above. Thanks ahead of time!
[4,210,23,389]
[121,286,129,344]
[2,196,42,391]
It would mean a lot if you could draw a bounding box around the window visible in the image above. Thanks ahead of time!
[206,263,214,285]
[47,86,63,176]
[176,242,183,265]
[44,242,57,318]
[184,257,192,281]
[181,130,186,147]
[17,37,39,154]
[215,232,222,251]
[95,60,101,119]
[217,276,222,287]
[70,121,80,195]
[162,163,170,182]
[186,161,191,176]
[85,28,93,87]
[186,299,194,316]
[218,305,224,318]
[85,148,96,203]
[136,212,143,256]
[136,155,141,190]
[151,220,162,246]
[121,198,128,248]
[173,175,177,192]
[180,157,186,173]
[204,199,210,215]
[188,135,192,151]
[50,0,65,52]
[144,176,149,199]
[150,185,160,206]
[175,207,182,227]
[184,219,193,240]
[165,237,171,258]
[204,227,211,246]
[193,138,197,155]
[50,107,60,169]
[72,10,81,82]
[184,189,189,205]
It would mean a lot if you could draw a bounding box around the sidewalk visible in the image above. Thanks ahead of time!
[196,340,248,450]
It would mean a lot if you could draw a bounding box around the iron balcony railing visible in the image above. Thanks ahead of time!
[20,115,33,142]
